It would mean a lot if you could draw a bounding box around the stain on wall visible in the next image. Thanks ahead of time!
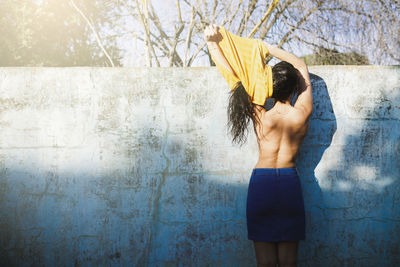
[0,66,399,266]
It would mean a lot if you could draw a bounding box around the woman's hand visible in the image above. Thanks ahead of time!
[204,24,222,43]
[204,24,236,76]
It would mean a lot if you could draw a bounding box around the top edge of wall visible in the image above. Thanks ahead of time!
[0,65,399,69]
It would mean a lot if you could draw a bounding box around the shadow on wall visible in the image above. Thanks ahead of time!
[325,81,399,266]
[0,132,255,266]
[134,127,256,266]
[297,71,400,266]
[296,73,337,265]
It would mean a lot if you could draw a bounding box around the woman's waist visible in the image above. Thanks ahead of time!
[252,167,298,176]
[254,157,296,169]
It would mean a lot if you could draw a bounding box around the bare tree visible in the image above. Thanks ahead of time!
[107,0,399,66]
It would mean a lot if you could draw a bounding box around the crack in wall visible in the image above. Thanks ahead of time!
[140,104,171,266]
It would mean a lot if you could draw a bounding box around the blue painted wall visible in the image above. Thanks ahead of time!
[0,66,399,266]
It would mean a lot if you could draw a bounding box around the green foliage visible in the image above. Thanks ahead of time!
[0,0,122,66]
[302,47,369,65]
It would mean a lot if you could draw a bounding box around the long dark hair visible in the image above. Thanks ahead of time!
[227,61,300,145]
[271,61,301,102]
[227,82,260,146]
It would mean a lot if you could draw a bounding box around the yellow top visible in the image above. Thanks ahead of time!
[210,26,273,106]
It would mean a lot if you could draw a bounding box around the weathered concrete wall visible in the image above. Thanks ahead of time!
[0,66,399,266]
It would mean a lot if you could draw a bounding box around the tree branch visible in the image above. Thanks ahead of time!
[184,6,196,66]
[248,0,279,38]
[277,0,325,48]
[70,0,115,67]
[134,0,160,66]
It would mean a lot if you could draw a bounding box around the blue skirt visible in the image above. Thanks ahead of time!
[246,168,306,242]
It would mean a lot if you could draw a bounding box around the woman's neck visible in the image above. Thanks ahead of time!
[274,99,291,107]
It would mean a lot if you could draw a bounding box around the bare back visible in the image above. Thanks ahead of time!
[253,102,310,168]
[204,30,313,167]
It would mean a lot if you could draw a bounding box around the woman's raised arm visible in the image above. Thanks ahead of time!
[204,25,236,76]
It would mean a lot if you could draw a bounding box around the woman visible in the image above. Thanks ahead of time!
[204,24,313,267]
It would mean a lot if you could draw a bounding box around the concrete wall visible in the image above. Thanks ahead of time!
[0,66,399,266]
